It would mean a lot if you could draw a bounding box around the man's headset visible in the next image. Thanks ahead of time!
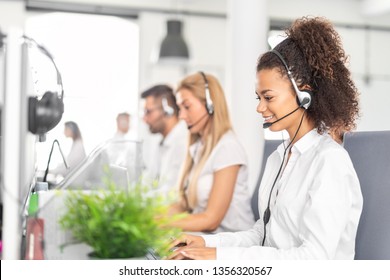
[199,71,214,115]
[24,36,64,137]
[161,96,175,117]
[270,49,312,110]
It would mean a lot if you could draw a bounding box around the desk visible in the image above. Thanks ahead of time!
[36,191,92,259]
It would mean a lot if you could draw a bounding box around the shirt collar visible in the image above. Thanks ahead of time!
[277,129,320,158]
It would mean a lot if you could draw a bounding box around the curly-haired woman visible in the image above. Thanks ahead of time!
[169,16,363,260]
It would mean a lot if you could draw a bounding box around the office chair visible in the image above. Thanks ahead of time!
[343,130,390,260]
[251,139,281,221]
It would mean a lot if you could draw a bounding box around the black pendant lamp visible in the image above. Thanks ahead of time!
[159,19,189,64]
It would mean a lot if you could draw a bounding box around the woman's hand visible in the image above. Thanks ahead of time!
[167,234,206,260]
[170,247,216,260]
[171,234,206,248]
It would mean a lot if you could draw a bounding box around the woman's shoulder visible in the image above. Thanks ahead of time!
[210,130,248,167]
[210,130,247,158]
[315,134,353,165]
[217,130,245,149]
[318,133,346,152]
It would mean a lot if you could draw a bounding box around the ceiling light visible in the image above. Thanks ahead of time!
[158,19,189,65]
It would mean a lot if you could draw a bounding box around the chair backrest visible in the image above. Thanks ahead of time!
[251,139,280,221]
[343,130,390,260]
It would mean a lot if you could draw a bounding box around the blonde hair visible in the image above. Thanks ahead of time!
[176,72,232,210]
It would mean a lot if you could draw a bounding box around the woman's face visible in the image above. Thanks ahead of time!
[255,68,304,134]
[176,88,209,135]
[64,126,72,138]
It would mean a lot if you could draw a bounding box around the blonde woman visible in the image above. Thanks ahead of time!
[169,72,255,233]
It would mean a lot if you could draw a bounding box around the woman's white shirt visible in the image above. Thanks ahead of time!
[188,130,255,233]
[203,130,363,259]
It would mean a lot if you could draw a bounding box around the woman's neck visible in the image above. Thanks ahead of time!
[286,116,315,145]
[198,120,211,143]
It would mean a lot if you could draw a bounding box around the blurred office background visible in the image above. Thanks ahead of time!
[2,0,390,186]
[0,0,389,259]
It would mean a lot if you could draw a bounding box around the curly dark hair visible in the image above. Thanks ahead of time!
[257,16,360,134]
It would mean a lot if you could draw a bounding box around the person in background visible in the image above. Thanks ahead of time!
[107,112,135,171]
[168,72,255,233]
[51,121,86,177]
[169,17,362,259]
[113,112,131,140]
[141,85,187,196]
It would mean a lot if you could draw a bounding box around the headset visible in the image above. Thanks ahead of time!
[161,96,175,116]
[24,35,64,137]
[199,71,214,115]
[270,49,312,110]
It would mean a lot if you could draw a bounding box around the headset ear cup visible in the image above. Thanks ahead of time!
[204,87,214,115]
[162,97,174,116]
[165,107,174,116]
[206,100,214,115]
[28,91,64,135]
[199,71,214,115]
[296,90,312,109]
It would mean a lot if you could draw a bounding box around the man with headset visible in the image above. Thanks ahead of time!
[141,85,187,197]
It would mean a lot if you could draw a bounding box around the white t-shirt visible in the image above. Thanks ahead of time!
[188,130,255,233]
[203,130,363,259]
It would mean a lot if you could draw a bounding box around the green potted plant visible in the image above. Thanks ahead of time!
[58,176,183,259]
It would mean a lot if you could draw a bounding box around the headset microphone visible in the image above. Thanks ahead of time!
[187,113,208,129]
[263,97,310,129]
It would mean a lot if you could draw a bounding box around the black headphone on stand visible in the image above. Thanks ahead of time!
[270,49,312,110]
[199,71,214,115]
[24,36,64,138]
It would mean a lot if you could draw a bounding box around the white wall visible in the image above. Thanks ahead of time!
[269,0,390,26]
[0,1,26,30]
[138,12,227,90]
